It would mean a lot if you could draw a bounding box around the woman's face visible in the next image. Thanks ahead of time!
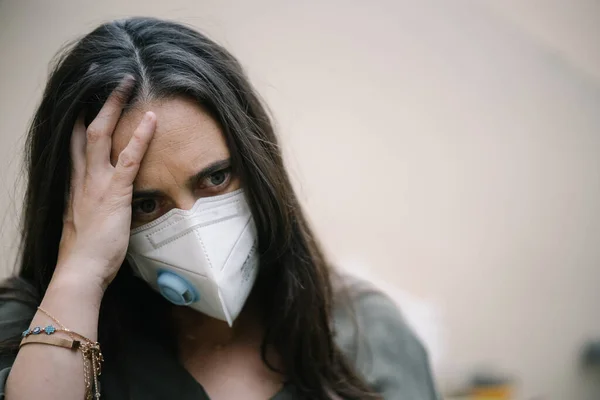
[110,96,241,229]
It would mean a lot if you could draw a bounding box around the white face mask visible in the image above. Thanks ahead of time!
[126,189,259,326]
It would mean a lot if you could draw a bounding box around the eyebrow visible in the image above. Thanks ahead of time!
[132,158,232,200]
[186,158,231,188]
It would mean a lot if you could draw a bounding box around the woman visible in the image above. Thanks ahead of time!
[0,17,438,400]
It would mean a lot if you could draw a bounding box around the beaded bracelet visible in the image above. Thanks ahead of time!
[20,307,103,400]
[21,324,66,338]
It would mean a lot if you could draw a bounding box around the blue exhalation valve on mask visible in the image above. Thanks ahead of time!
[156,270,200,305]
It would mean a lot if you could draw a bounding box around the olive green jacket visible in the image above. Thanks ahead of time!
[0,277,439,399]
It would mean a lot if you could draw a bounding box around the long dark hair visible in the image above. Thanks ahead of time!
[0,17,377,399]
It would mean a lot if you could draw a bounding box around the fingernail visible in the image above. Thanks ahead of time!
[144,111,155,122]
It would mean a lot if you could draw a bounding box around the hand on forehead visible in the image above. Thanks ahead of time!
[110,96,231,188]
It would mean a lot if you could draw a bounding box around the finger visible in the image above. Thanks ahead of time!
[113,112,156,187]
[85,76,135,172]
[71,113,86,183]
[64,188,75,224]
[65,113,87,223]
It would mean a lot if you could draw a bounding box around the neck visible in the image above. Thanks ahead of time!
[171,294,287,395]
[171,295,263,350]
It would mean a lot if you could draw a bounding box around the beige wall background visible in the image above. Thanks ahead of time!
[1,0,599,399]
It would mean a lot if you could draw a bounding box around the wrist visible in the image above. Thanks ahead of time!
[41,271,104,342]
[54,255,112,292]
[50,265,108,304]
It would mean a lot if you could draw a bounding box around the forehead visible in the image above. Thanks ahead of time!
[110,96,229,188]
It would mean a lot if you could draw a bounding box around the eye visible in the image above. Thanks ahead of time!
[199,168,232,190]
[132,198,163,223]
[137,199,157,214]
[209,171,227,186]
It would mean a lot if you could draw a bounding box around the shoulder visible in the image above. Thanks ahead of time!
[332,273,440,400]
[0,277,38,341]
[0,278,38,398]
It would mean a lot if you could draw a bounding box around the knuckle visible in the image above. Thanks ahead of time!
[112,90,128,104]
[112,84,131,102]
[131,132,146,147]
[118,150,138,168]
[86,126,104,143]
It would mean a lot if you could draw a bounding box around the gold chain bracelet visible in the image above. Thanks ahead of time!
[37,307,104,399]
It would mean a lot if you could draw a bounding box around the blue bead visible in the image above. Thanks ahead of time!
[32,327,41,334]
[45,325,56,335]
[22,328,30,337]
